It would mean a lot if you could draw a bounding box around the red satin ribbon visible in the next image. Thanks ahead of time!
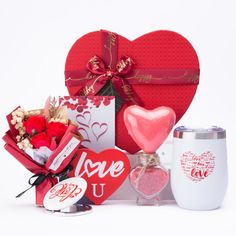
[78,55,142,105]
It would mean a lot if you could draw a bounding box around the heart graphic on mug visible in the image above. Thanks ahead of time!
[180,151,215,182]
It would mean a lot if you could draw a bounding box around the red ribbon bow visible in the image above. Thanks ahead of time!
[80,55,142,105]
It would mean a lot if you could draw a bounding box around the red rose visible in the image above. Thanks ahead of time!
[46,122,68,142]
[24,116,46,135]
[31,132,51,149]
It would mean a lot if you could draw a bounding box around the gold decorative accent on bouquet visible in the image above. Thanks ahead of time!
[50,106,68,124]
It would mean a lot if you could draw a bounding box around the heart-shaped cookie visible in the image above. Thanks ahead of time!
[69,148,130,204]
[65,30,200,153]
[181,151,215,182]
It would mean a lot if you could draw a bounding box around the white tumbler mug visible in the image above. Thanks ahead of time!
[171,126,228,210]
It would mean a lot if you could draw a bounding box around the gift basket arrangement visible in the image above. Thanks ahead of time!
[2,29,228,216]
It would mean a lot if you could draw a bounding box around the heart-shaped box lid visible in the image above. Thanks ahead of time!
[65,30,200,153]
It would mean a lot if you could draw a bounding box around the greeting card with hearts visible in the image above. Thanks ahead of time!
[59,96,115,152]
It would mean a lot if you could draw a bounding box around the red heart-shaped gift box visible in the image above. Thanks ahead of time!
[65,30,200,154]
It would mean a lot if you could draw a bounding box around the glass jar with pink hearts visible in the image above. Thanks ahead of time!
[129,153,169,205]
[171,126,228,210]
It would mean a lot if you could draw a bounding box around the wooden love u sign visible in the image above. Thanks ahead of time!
[69,148,130,204]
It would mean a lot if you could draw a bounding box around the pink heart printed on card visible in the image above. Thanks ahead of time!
[91,122,108,141]
[76,111,91,128]
[181,151,215,182]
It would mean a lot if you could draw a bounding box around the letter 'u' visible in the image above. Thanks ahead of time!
[92,183,105,198]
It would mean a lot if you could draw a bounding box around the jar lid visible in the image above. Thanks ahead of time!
[173,126,226,139]
[43,177,92,216]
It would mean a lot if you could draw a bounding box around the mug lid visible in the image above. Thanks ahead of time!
[173,126,226,139]
[43,177,87,211]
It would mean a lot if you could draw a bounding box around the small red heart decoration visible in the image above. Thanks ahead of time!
[69,148,130,204]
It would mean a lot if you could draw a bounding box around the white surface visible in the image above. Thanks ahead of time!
[0,0,236,235]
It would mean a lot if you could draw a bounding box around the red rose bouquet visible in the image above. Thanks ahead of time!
[2,97,82,206]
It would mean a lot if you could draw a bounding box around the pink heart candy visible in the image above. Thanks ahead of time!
[124,106,176,153]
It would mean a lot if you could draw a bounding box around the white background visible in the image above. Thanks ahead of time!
[0,0,236,235]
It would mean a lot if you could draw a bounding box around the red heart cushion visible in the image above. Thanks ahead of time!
[65,30,200,153]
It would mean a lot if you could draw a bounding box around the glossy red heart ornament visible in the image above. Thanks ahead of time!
[68,148,130,204]
[65,30,200,153]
